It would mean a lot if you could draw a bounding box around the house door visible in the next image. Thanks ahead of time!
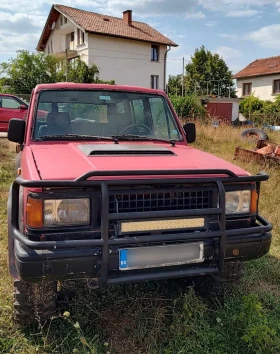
[207,103,232,123]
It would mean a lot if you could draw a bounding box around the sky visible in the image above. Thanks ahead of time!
[1,0,280,78]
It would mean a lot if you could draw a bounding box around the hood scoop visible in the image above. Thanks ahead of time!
[77,144,175,156]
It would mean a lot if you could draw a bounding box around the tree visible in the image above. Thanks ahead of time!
[0,51,115,94]
[167,75,182,96]
[67,57,114,84]
[185,46,236,97]
[0,50,63,94]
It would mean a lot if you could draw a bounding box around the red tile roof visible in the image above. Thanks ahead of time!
[233,56,280,79]
[37,4,178,51]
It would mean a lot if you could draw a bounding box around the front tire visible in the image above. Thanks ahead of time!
[196,261,245,297]
[14,280,57,325]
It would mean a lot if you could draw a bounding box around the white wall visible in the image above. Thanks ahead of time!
[236,74,280,101]
[232,102,239,121]
[88,34,167,89]
[44,18,168,90]
[44,15,88,55]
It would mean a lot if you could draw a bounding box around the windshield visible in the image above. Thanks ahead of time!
[33,90,181,141]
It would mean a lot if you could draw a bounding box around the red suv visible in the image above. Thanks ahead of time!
[0,94,28,132]
[7,83,272,325]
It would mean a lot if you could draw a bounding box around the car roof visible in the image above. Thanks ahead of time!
[34,83,166,96]
[0,93,15,97]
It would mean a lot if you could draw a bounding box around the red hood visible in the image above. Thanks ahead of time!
[30,142,249,180]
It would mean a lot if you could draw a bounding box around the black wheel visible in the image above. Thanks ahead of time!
[14,280,57,325]
[240,128,268,141]
[195,261,245,297]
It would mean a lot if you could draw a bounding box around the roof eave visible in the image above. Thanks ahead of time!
[234,71,280,80]
[85,29,178,47]
[37,4,84,52]
[36,4,56,51]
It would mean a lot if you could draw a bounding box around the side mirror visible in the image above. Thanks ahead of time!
[19,104,27,111]
[183,122,196,143]
[8,119,26,144]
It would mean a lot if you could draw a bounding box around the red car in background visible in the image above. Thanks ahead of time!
[0,93,47,132]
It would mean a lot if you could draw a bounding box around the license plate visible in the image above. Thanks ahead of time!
[119,243,204,271]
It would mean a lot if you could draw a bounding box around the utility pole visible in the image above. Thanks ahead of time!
[182,57,185,97]
[65,49,68,82]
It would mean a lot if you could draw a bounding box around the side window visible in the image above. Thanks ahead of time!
[131,99,145,125]
[1,97,21,109]
[149,97,179,140]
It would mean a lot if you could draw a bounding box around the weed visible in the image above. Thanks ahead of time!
[0,125,280,354]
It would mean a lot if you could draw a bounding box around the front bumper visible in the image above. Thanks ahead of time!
[9,169,273,286]
[14,225,272,284]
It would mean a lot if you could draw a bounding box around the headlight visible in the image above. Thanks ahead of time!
[44,198,90,227]
[225,190,251,214]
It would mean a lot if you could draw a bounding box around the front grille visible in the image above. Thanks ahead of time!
[109,189,212,214]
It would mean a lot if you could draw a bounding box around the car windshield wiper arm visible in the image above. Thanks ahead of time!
[112,134,179,146]
[35,134,115,142]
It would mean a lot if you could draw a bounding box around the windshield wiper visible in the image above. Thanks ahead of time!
[35,134,117,142]
[112,134,179,146]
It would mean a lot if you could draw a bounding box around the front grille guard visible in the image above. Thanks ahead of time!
[11,169,271,287]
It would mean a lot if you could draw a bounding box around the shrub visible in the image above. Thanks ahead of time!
[169,95,206,121]
[240,95,280,126]
[239,96,263,117]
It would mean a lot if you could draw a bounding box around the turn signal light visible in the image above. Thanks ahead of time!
[250,190,258,214]
[26,197,43,228]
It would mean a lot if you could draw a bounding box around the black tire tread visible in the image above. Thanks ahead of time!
[196,261,245,297]
[240,128,268,141]
[13,280,57,325]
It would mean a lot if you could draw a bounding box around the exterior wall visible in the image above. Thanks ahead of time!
[43,16,168,90]
[236,74,280,101]
[88,34,167,89]
[44,14,89,61]
[232,102,239,121]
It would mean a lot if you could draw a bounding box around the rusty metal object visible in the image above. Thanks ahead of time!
[233,249,240,256]
[235,140,280,165]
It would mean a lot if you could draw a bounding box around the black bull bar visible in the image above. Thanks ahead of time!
[11,169,272,287]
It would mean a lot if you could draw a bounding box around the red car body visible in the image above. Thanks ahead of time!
[0,93,47,132]
[6,83,272,325]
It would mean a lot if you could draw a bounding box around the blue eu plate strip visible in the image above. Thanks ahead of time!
[119,250,128,269]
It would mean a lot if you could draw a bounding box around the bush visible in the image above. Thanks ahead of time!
[240,96,280,126]
[239,96,263,117]
[169,95,206,120]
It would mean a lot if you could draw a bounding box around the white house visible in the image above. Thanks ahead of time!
[233,56,280,101]
[37,4,178,90]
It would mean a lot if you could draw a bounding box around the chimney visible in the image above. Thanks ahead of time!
[123,10,132,25]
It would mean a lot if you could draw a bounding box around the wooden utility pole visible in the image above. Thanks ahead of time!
[65,49,68,82]
[182,57,185,97]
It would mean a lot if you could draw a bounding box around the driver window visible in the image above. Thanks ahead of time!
[131,99,145,125]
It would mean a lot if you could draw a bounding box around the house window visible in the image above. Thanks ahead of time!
[273,80,280,94]
[151,45,159,61]
[243,83,252,96]
[151,75,159,89]
[60,16,63,26]
[47,45,50,54]
[50,40,53,54]
[77,29,85,45]
[64,16,67,24]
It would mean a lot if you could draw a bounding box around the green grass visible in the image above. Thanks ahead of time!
[1,126,280,353]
